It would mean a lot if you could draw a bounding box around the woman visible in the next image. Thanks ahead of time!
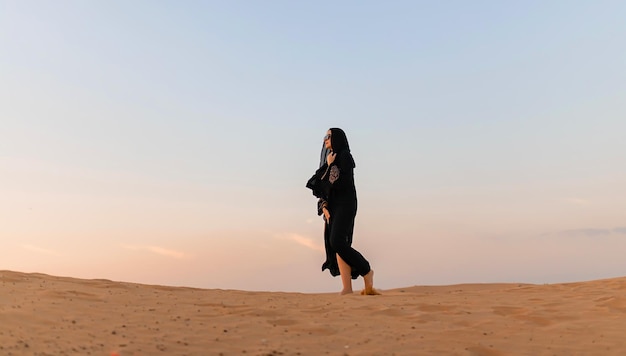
[306,128,379,295]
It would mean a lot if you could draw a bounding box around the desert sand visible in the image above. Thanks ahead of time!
[1,271,625,355]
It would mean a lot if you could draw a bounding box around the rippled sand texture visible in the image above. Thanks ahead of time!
[1,271,625,355]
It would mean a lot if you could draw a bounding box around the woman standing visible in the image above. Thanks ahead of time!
[306,128,379,295]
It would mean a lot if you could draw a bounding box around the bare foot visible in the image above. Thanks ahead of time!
[339,289,353,295]
[361,270,381,295]
[364,270,374,290]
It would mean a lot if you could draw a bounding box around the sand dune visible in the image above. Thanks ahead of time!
[1,271,625,355]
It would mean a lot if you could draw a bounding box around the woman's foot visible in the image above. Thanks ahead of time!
[336,254,353,296]
[361,270,381,295]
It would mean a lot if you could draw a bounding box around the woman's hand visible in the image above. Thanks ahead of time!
[322,207,330,224]
[326,152,336,166]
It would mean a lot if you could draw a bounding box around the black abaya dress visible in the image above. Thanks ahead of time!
[306,149,371,279]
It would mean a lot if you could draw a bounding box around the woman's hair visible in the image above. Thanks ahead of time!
[329,127,356,168]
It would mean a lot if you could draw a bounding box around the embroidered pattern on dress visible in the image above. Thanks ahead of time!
[329,166,340,184]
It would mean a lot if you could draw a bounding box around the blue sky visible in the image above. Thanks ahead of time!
[2,1,625,292]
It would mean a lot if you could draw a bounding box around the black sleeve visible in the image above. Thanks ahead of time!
[306,152,353,202]
[328,152,352,186]
[317,198,328,216]
[306,163,330,199]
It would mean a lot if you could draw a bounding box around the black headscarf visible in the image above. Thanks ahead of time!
[329,127,356,168]
[307,127,356,200]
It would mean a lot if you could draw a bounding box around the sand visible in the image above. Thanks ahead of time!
[1,271,625,355]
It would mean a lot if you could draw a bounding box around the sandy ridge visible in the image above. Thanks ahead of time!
[1,270,625,355]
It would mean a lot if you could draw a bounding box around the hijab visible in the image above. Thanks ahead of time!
[328,127,356,168]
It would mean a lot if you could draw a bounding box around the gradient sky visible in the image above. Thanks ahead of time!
[2,1,625,292]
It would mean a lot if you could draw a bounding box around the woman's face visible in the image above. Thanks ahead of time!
[324,130,332,150]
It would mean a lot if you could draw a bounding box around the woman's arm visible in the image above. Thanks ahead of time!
[306,163,328,195]
[327,151,353,186]
[306,151,353,201]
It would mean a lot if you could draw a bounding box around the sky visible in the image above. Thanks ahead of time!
[1,0,625,292]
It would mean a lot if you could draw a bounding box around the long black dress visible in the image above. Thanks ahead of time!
[307,149,371,279]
